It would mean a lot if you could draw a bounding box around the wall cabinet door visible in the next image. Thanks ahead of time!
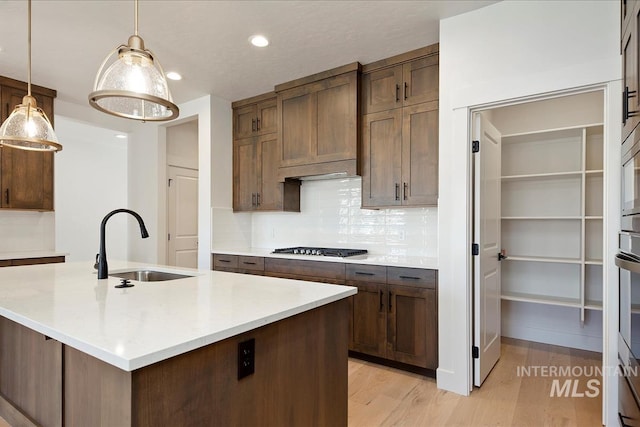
[233,98,278,140]
[350,282,387,358]
[258,134,281,210]
[361,109,403,207]
[361,66,403,114]
[623,5,640,142]
[401,102,438,206]
[0,84,55,211]
[232,138,259,211]
[278,71,358,169]
[402,55,439,107]
[387,285,437,369]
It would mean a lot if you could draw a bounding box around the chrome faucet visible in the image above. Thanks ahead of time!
[95,209,149,279]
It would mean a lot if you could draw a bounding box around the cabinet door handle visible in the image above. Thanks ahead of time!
[395,183,400,201]
[252,119,256,132]
[251,193,256,206]
[395,84,400,102]
[256,118,261,131]
[379,289,384,312]
[404,82,408,100]
[4,189,8,205]
[256,193,261,206]
[388,291,393,312]
[355,271,374,276]
[399,275,421,280]
[624,85,638,124]
[403,182,408,200]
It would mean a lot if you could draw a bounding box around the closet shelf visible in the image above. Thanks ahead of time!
[501,292,581,308]
[501,171,582,181]
[505,256,581,264]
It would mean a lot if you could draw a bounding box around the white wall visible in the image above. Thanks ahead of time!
[250,178,438,256]
[54,117,128,262]
[438,3,620,417]
[167,121,198,170]
[0,211,54,252]
[128,95,227,270]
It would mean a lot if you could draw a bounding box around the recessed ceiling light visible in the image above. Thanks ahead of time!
[166,71,182,81]
[115,134,127,139]
[250,35,269,47]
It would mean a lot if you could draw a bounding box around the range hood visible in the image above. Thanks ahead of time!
[277,159,358,182]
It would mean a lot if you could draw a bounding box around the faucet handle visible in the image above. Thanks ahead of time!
[94,254,100,270]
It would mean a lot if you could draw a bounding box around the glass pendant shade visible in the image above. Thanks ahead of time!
[0,96,61,152]
[0,0,62,152]
[89,35,179,121]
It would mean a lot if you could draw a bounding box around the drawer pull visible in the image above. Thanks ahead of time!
[243,262,257,265]
[399,275,421,280]
[355,271,375,276]
[218,259,231,263]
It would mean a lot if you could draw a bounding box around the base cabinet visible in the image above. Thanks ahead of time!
[347,264,437,370]
[212,253,438,372]
[0,318,62,427]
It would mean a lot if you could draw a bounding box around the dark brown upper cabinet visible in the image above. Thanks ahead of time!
[0,76,56,211]
[232,93,300,212]
[360,45,439,208]
[275,63,361,181]
[622,1,640,143]
[362,45,439,115]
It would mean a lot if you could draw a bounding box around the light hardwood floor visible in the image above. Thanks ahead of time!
[348,338,603,427]
[0,338,603,427]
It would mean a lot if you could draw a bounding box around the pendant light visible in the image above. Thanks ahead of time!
[88,0,179,122]
[0,0,62,152]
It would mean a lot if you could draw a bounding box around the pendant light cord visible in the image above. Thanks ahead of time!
[134,0,138,36]
[27,0,31,97]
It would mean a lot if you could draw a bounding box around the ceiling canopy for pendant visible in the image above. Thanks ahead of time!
[0,0,62,152]
[88,0,179,122]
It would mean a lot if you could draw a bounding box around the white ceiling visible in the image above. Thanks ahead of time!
[0,0,496,111]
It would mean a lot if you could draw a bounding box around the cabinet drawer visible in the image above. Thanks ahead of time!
[346,264,387,283]
[264,258,345,283]
[238,256,264,272]
[213,254,239,269]
[387,267,436,289]
[0,260,10,268]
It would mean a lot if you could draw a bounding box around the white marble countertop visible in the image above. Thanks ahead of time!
[0,250,68,261]
[212,247,438,270]
[0,260,356,371]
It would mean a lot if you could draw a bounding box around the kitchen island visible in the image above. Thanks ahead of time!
[0,260,355,426]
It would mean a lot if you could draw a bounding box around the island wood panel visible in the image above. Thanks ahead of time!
[62,299,349,427]
[0,318,62,427]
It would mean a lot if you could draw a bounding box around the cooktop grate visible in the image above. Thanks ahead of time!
[272,247,368,257]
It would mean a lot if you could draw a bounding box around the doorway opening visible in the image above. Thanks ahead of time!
[471,89,605,388]
[166,119,199,268]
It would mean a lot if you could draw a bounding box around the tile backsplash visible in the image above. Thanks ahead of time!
[250,177,437,257]
[0,211,55,252]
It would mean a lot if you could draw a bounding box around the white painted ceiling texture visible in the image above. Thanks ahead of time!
[0,0,496,109]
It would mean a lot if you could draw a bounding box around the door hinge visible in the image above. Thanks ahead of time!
[472,243,479,256]
[168,233,171,241]
[472,140,479,153]
[472,346,479,359]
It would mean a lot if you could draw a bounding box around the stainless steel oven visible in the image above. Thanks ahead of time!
[617,232,640,419]
[622,131,640,232]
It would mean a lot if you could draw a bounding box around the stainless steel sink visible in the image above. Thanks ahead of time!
[109,269,194,282]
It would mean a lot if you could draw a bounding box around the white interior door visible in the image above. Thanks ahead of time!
[167,166,199,268]
[473,112,502,387]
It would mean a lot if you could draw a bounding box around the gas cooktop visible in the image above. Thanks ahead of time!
[272,247,368,257]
